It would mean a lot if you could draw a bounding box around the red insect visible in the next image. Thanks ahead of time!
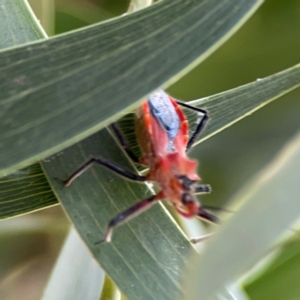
[60,89,218,243]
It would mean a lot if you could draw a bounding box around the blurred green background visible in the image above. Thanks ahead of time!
[0,0,299,299]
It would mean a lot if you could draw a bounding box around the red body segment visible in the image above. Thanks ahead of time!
[61,89,217,243]
[135,90,201,217]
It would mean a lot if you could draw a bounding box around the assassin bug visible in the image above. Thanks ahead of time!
[59,89,218,243]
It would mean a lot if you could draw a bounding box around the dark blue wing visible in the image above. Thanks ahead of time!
[148,90,180,145]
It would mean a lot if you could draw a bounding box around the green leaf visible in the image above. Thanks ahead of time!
[184,128,300,300]
[0,0,57,220]
[42,227,105,300]
[180,217,250,300]
[0,0,262,177]
[127,0,153,13]
[42,129,195,300]
[117,64,300,161]
[2,63,300,219]
[0,164,57,219]
[187,64,300,145]
[100,275,122,300]
[28,0,55,36]
[0,0,46,48]
[244,237,300,300]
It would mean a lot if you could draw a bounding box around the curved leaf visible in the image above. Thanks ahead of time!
[245,236,300,300]
[189,63,300,145]
[0,164,57,219]
[184,128,300,300]
[0,0,56,219]
[42,227,105,300]
[0,0,262,177]
[0,0,46,49]
[116,64,300,160]
[2,63,300,219]
[42,129,195,300]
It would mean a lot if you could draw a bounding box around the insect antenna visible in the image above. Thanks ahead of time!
[201,205,235,213]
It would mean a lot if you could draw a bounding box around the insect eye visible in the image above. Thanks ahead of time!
[177,175,197,191]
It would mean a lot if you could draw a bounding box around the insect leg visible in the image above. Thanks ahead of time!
[197,207,219,224]
[190,209,219,244]
[176,101,209,152]
[194,184,211,194]
[95,195,157,243]
[202,205,234,213]
[58,157,146,186]
[110,123,140,163]
[190,233,214,244]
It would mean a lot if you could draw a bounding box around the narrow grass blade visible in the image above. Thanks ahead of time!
[0,0,56,219]
[244,231,300,300]
[3,64,299,219]
[184,129,300,300]
[0,0,47,48]
[42,128,196,300]
[189,63,300,145]
[42,227,105,300]
[0,0,262,176]
[116,64,300,166]
[0,164,57,219]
